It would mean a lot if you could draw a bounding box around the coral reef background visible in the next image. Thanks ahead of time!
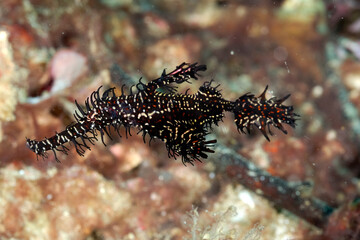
[0,0,359,239]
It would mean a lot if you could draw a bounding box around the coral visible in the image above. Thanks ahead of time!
[183,206,264,240]
[213,144,333,228]
[0,163,131,239]
[0,32,18,120]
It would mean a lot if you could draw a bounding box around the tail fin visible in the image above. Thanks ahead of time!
[233,86,298,141]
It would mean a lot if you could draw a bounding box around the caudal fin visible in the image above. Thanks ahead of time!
[233,86,299,141]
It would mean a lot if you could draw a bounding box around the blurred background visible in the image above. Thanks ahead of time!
[0,0,359,239]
